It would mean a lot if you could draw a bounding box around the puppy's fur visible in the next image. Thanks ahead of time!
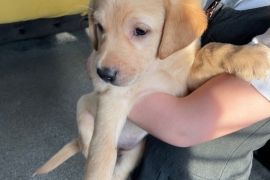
[35,0,270,179]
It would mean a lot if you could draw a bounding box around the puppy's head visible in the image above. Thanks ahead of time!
[88,0,207,87]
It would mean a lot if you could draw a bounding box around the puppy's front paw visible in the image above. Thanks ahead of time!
[233,44,270,82]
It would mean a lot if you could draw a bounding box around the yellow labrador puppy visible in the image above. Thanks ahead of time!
[35,0,270,179]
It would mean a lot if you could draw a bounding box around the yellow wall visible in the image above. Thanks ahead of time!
[0,0,90,24]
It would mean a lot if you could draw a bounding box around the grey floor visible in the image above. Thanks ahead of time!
[0,29,270,180]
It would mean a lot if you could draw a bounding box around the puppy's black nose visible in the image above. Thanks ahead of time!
[97,67,118,83]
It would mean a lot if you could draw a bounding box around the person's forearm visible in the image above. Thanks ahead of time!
[128,73,270,147]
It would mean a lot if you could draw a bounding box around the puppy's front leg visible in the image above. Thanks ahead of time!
[188,42,270,90]
[84,92,132,180]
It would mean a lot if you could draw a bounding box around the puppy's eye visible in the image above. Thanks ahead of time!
[134,28,149,36]
[97,23,104,33]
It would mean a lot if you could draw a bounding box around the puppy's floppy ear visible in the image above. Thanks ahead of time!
[88,0,98,51]
[158,0,207,59]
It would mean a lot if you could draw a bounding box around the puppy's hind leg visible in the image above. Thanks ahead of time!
[113,138,146,180]
[33,139,80,176]
[34,93,97,176]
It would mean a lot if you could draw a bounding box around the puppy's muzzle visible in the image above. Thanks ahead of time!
[97,67,118,83]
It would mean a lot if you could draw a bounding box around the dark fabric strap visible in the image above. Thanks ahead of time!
[205,0,221,18]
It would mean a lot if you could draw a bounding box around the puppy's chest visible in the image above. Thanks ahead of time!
[117,120,147,150]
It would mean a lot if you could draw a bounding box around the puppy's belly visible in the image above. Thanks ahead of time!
[117,120,147,150]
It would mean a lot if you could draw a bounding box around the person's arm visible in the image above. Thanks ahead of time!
[128,73,270,147]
